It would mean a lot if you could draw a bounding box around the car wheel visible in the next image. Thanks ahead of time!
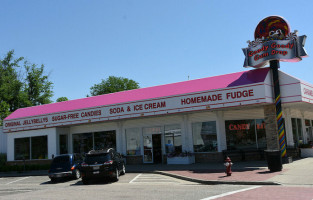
[112,168,119,182]
[82,178,89,185]
[120,164,126,175]
[50,178,57,183]
[74,169,81,179]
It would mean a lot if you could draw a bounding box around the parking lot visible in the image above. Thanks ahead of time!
[1,173,223,200]
[3,173,310,200]
[0,172,187,186]
[0,173,255,200]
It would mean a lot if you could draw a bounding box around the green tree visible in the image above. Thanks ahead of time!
[56,97,68,102]
[90,76,139,96]
[24,63,53,106]
[0,50,24,113]
[0,50,53,125]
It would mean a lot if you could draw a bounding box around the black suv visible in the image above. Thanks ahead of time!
[80,148,125,184]
[48,154,83,182]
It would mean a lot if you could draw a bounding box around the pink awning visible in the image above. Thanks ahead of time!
[5,68,270,120]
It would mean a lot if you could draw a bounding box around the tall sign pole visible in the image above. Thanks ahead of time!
[270,60,286,157]
[242,16,308,162]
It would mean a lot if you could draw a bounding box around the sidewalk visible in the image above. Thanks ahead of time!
[126,160,281,185]
[1,158,312,186]
[126,158,313,185]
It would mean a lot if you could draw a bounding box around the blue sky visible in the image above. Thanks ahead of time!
[0,1,312,102]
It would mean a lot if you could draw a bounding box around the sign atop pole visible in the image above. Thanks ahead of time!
[243,16,308,69]
[242,16,308,162]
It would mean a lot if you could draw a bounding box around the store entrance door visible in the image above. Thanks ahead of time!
[143,134,153,163]
[152,134,162,164]
[143,134,162,164]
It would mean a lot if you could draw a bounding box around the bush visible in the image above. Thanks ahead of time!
[0,153,6,166]
[0,153,51,172]
[0,162,50,172]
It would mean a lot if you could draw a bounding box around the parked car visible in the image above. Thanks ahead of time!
[48,154,83,182]
[80,148,125,184]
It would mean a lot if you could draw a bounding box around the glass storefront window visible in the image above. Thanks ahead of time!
[143,134,153,163]
[94,131,116,150]
[142,127,161,163]
[126,128,141,156]
[73,133,93,154]
[292,118,303,147]
[59,135,68,154]
[14,138,30,160]
[225,120,257,150]
[14,136,48,160]
[192,121,217,152]
[165,124,182,154]
[256,119,267,149]
[291,118,297,146]
[72,131,116,154]
[31,136,48,159]
[297,119,303,142]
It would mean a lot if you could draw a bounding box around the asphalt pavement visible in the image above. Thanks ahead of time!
[1,157,313,186]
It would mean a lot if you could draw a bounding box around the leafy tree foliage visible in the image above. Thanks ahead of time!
[90,76,139,96]
[0,50,24,113]
[24,64,53,106]
[0,50,53,125]
[56,97,68,102]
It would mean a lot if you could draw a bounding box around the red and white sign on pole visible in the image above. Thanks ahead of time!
[242,16,308,69]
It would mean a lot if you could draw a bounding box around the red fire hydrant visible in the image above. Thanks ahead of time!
[224,156,233,176]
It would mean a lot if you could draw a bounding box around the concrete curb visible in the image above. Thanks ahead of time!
[155,171,281,186]
[1,169,280,185]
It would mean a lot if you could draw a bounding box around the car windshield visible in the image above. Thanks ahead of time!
[52,155,70,164]
[85,153,111,164]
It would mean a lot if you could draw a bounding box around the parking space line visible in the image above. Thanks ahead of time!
[5,177,30,185]
[129,173,142,183]
[200,186,261,200]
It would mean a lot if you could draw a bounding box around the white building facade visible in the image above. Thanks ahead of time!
[3,68,313,164]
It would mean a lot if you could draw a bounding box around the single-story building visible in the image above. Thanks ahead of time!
[2,67,313,164]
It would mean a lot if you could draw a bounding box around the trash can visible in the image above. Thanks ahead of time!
[265,150,282,172]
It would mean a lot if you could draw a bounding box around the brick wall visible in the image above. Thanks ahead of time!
[264,104,280,150]
[126,156,143,165]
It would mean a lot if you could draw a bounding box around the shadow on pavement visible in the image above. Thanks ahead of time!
[70,179,115,186]
[125,161,269,173]
[40,177,79,185]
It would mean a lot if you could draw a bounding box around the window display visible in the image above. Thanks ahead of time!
[165,124,182,154]
[192,121,217,152]
[14,136,48,160]
[14,138,30,160]
[94,131,116,150]
[256,119,267,149]
[59,134,68,154]
[125,128,141,155]
[225,119,266,150]
[31,136,48,159]
[73,131,116,154]
[292,118,303,147]
[72,133,93,154]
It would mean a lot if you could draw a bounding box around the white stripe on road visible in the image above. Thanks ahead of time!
[129,173,142,183]
[5,177,30,185]
[200,186,261,200]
